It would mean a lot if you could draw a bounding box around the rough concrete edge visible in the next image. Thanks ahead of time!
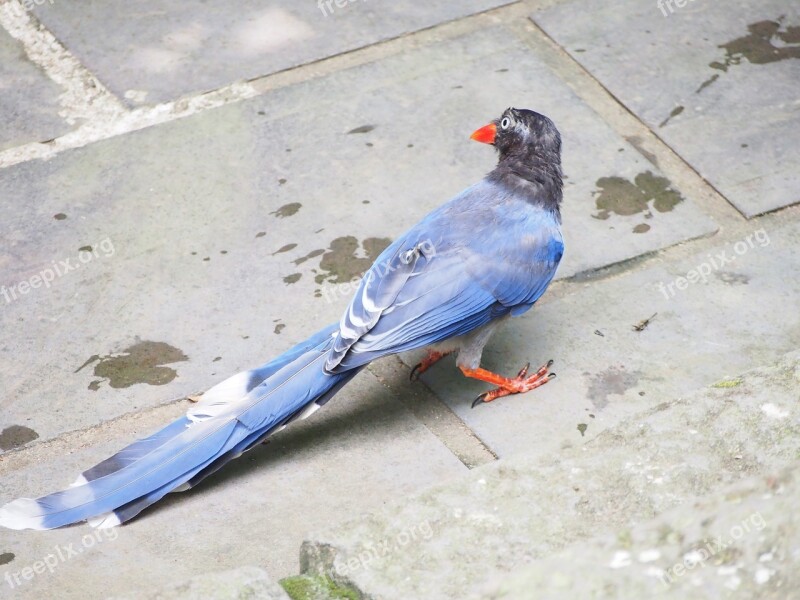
[295,348,800,597]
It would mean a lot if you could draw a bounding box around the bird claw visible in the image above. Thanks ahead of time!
[410,351,452,381]
[471,360,555,408]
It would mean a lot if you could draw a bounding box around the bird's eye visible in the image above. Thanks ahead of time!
[500,117,511,130]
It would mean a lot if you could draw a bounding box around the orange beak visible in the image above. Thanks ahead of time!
[470,123,497,145]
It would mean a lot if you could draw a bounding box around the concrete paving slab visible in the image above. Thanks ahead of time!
[112,566,290,600]
[0,370,467,598]
[0,26,716,448]
[31,0,514,106]
[486,464,800,598]
[410,214,800,459]
[302,350,800,599]
[0,28,73,151]
[534,0,800,217]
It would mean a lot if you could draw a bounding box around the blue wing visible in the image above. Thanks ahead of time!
[326,178,563,372]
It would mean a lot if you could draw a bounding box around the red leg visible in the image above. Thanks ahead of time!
[460,360,555,408]
[410,350,453,381]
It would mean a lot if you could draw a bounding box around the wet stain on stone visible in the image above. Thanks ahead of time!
[54,213,67,220]
[659,105,684,128]
[256,232,266,238]
[584,366,642,410]
[274,323,285,335]
[633,223,651,234]
[577,423,588,437]
[0,425,39,451]
[273,243,297,255]
[698,18,800,93]
[0,553,14,566]
[624,135,659,167]
[348,125,375,134]
[294,249,325,266]
[76,341,188,390]
[284,273,302,284]
[716,271,750,285]
[271,203,302,218]
[314,236,392,284]
[592,171,683,220]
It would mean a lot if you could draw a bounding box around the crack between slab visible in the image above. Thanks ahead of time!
[0,0,521,170]
[367,356,498,469]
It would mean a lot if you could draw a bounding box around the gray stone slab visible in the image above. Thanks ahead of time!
[0,371,466,598]
[0,28,73,151]
[534,0,800,217]
[0,26,716,448]
[32,0,514,106]
[112,566,290,600]
[302,351,800,599]
[410,215,800,459]
[487,464,800,598]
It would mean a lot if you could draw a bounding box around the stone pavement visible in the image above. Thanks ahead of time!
[0,0,797,598]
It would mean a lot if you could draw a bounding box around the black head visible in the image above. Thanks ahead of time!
[471,107,562,165]
[471,107,563,209]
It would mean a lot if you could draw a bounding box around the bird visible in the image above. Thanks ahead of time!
[0,107,564,531]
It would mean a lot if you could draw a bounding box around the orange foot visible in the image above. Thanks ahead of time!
[461,360,555,408]
[410,350,453,381]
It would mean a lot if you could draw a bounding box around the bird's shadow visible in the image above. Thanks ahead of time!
[137,365,431,520]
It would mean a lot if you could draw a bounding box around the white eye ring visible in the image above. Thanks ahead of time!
[500,117,511,130]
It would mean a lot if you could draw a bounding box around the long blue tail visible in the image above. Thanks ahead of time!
[0,324,359,530]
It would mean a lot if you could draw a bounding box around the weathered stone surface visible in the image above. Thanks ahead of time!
[302,351,800,599]
[112,566,290,600]
[0,28,73,151]
[534,0,800,217]
[486,465,799,599]
[32,0,515,105]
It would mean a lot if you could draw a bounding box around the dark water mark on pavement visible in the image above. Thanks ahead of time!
[347,125,375,134]
[625,135,659,168]
[592,171,683,227]
[77,341,188,390]
[271,203,302,218]
[273,243,297,255]
[0,425,39,451]
[659,105,684,128]
[294,248,325,266]
[314,236,392,284]
[584,366,643,410]
[716,271,750,285]
[697,18,800,94]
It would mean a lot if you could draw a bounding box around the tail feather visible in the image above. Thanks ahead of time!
[0,324,354,530]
